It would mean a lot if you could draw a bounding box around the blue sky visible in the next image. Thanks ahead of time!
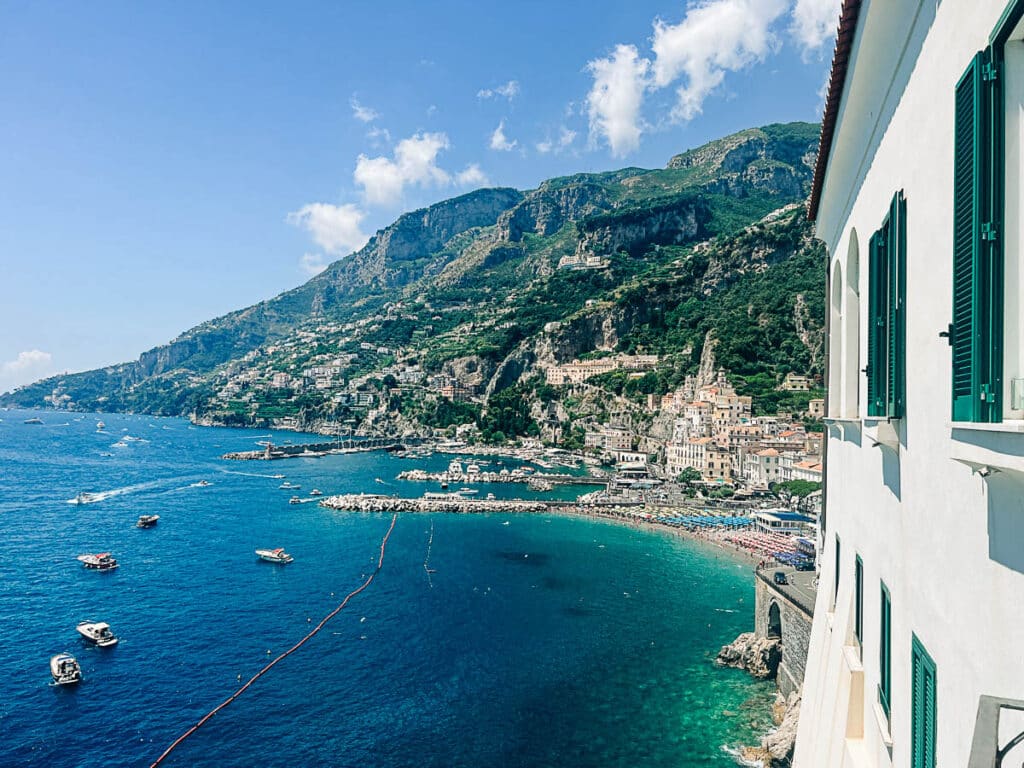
[0,0,839,393]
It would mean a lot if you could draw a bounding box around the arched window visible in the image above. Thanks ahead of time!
[767,601,782,639]
[843,230,861,418]
[828,260,843,418]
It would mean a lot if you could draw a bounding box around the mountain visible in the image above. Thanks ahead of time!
[2,122,826,436]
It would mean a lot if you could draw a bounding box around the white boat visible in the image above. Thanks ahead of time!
[70,492,101,505]
[255,548,293,564]
[289,496,302,504]
[136,514,159,528]
[23,417,43,425]
[466,464,480,474]
[447,460,463,475]
[279,482,300,490]
[487,493,496,500]
[50,653,82,685]
[191,480,211,487]
[111,440,128,449]
[310,489,323,496]
[271,474,285,479]
[96,421,105,431]
[77,553,118,571]
[76,621,119,647]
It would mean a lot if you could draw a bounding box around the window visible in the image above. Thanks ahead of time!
[879,582,892,721]
[866,191,907,418]
[854,555,864,651]
[911,635,937,768]
[951,49,1003,423]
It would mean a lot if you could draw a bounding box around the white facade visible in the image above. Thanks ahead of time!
[796,3,1024,767]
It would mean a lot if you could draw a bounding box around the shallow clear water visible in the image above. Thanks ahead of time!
[0,409,772,767]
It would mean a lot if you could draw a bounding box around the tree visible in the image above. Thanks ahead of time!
[677,467,703,486]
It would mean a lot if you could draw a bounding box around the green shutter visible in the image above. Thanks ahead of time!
[912,635,937,768]
[867,231,888,417]
[885,193,907,418]
[879,583,891,718]
[952,49,1003,422]
[834,536,841,606]
[854,555,863,647]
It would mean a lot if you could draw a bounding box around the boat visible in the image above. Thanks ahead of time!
[49,653,82,685]
[77,553,118,571]
[136,514,159,528]
[447,460,463,475]
[76,621,119,647]
[255,548,293,564]
[466,464,481,475]
[96,421,105,430]
[459,487,479,495]
[310,489,323,496]
[111,440,128,448]
[289,496,302,504]
[23,417,43,425]
[487,493,496,500]
[192,480,211,487]
[70,492,101,505]
[271,474,285,479]
[279,482,300,490]
[375,477,385,484]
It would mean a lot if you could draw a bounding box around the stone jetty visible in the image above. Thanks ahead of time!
[320,494,550,514]
[223,438,410,461]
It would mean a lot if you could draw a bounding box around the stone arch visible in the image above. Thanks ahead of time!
[842,229,861,418]
[828,259,843,418]
[767,600,783,639]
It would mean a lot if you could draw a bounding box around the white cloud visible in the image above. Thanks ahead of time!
[350,97,380,123]
[537,126,577,154]
[286,203,369,255]
[790,0,842,53]
[354,132,452,207]
[586,44,650,157]
[0,349,54,391]
[651,0,788,122]
[299,253,329,276]
[489,120,518,152]
[477,80,520,101]
[456,163,489,187]
[366,125,392,146]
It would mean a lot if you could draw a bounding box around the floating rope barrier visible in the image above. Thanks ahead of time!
[150,514,398,767]
[423,520,436,588]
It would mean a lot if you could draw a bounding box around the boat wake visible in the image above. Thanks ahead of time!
[65,478,190,505]
[219,470,282,479]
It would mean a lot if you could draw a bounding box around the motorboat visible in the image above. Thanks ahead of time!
[23,417,43,425]
[76,621,119,647]
[192,480,211,487]
[77,553,118,571]
[96,421,105,430]
[271,474,285,479]
[459,487,479,495]
[466,464,480,474]
[289,496,302,504]
[310,488,323,496]
[136,514,159,528]
[50,653,82,685]
[486,493,496,500]
[70,492,101,505]
[255,548,293,564]
[279,482,300,490]
[447,460,463,475]
[111,440,128,449]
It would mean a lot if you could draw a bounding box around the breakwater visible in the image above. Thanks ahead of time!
[320,494,551,514]
[223,437,415,460]
[395,469,604,487]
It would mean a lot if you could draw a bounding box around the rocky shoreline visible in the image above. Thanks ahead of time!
[716,633,801,766]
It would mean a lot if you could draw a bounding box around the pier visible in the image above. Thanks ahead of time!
[222,437,423,461]
[320,494,553,514]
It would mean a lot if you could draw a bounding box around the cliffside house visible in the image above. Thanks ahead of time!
[795,2,1024,767]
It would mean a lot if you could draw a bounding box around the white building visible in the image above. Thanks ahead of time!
[795,2,1024,767]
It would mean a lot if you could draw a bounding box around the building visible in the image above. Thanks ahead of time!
[665,436,732,482]
[781,372,813,391]
[807,398,825,418]
[751,510,814,536]
[795,3,1024,767]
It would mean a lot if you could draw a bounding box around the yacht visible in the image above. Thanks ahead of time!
[310,489,323,496]
[23,417,43,425]
[76,621,119,647]
[77,553,118,571]
[136,514,159,528]
[289,496,302,504]
[49,653,82,685]
[466,464,480,475]
[279,482,300,490]
[255,548,293,564]
[447,460,463,475]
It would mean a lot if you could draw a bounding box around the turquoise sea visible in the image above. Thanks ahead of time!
[0,409,773,767]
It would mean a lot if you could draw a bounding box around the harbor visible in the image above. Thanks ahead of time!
[395,468,605,487]
[221,436,418,460]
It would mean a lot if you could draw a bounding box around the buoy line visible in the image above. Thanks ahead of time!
[423,520,435,588]
[150,514,398,767]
